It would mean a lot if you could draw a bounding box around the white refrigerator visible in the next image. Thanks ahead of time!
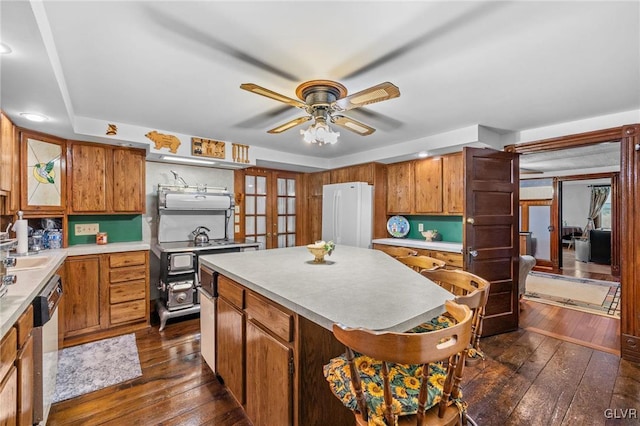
[322,182,373,248]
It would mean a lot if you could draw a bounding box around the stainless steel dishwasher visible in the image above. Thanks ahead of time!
[32,274,63,425]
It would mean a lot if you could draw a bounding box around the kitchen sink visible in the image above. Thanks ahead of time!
[7,254,55,272]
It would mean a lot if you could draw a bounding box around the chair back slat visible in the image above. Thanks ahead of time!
[397,255,446,272]
[378,246,418,258]
[421,269,490,357]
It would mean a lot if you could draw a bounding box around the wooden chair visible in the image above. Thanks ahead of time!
[420,269,490,361]
[325,300,473,426]
[397,255,446,272]
[378,246,418,258]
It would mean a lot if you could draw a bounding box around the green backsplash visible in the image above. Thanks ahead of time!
[400,215,463,242]
[67,215,142,245]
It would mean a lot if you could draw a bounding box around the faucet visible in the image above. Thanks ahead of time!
[170,170,189,188]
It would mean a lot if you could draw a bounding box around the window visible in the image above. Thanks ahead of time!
[599,189,612,229]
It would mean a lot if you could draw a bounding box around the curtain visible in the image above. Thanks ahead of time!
[581,186,610,239]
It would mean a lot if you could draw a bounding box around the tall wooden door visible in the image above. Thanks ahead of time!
[464,147,519,336]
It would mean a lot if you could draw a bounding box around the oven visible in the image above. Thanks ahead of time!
[152,184,260,331]
[32,274,63,426]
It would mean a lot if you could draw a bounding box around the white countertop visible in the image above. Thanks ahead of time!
[372,238,463,253]
[0,241,150,338]
[200,245,454,332]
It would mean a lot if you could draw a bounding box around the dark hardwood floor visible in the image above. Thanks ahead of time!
[48,315,640,426]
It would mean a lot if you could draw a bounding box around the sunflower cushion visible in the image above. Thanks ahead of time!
[323,354,451,426]
[407,313,457,333]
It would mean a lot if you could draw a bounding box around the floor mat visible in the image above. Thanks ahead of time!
[523,272,620,318]
[53,333,142,403]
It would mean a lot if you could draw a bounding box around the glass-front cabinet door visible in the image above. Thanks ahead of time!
[241,169,299,249]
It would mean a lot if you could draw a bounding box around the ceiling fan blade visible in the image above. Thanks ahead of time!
[145,7,300,82]
[234,105,294,129]
[267,116,312,134]
[336,2,506,79]
[332,82,400,112]
[332,115,376,136]
[241,84,307,109]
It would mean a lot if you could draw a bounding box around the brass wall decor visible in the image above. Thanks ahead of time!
[192,137,225,159]
[106,123,118,136]
[145,131,181,153]
[232,143,250,163]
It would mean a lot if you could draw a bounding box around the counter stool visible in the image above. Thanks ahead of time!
[419,269,490,363]
[324,300,473,426]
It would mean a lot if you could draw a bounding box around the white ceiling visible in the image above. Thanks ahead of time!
[1,1,639,171]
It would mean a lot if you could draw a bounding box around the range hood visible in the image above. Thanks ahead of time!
[158,185,234,212]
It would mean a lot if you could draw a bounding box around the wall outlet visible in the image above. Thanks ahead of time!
[418,223,424,232]
[75,223,99,235]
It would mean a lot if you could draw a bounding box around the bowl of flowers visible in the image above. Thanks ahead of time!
[306,240,336,263]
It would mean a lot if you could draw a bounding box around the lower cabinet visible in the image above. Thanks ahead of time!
[15,306,34,426]
[0,328,17,426]
[216,295,245,405]
[245,320,292,426]
[63,250,150,346]
[204,268,351,426]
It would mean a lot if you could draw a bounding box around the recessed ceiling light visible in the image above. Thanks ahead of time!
[417,151,429,158]
[161,155,216,165]
[20,112,49,122]
[0,43,12,54]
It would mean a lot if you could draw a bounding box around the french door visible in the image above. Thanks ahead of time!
[239,168,300,249]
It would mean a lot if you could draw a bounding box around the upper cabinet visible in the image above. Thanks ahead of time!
[387,152,463,215]
[67,141,145,214]
[19,130,67,214]
[386,161,413,214]
[0,112,15,195]
[442,153,464,214]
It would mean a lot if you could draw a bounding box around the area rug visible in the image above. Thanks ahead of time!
[523,271,620,318]
[53,333,142,403]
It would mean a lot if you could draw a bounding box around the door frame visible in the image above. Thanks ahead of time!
[505,125,637,358]
[519,198,554,269]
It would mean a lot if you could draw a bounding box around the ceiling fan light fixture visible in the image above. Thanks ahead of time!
[301,118,339,146]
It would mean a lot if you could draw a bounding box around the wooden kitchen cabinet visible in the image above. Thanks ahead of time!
[206,270,294,423]
[0,328,17,426]
[217,276,246,405]
[245,320,293,426]
[414,156,443,213]
[19,131,67,214]
[0,112,15,196]
[106,251,149,325]
[14,306,33,426]
[387,161,414,214]
[305,171,330,244]
[63,251,150,347]
[387,153,463,215]
[205,270,351,425]
[64,255,103,337]
[442,152,464,214]
[66,141,145,214]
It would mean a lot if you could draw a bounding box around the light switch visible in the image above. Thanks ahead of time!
[418,223,424,232]
[75,223,99,235]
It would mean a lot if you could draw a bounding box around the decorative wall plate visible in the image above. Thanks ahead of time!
[387,215,410,238]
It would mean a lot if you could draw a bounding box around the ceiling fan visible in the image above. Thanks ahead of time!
[240,80,400,145]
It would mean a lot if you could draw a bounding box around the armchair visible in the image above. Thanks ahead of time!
[518,255,536,300]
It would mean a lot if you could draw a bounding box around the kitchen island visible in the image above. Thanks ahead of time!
[199,245,454,425]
